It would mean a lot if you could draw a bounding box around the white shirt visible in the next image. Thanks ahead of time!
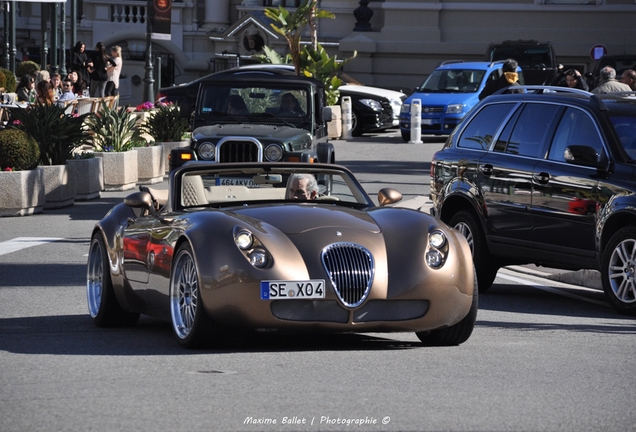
[107,57,123,88]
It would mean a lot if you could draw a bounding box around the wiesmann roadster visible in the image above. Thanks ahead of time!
[87,162,477,348]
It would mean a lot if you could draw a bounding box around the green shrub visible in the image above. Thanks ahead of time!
[10,104,92,165]
[139,102,190,142]
[0,68,17,93]
[0,73,7,90]
[85,101,142,152]
[0,128,40,171]
[16,61,39,79]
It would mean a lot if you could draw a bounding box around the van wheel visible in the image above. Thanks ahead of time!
[449,210,499,292]
[601,227,636,316]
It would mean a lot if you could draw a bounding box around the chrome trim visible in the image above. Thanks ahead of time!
[321,242,374,308]
[215,136,263,162]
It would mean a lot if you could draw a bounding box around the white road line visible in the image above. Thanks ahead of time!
[0,237,63,257]
[496,271,610,307]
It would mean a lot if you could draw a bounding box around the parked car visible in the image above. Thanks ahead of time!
[586,54,636,90]
[86,161,478,348]
[399,61,524,141]
[430,86,636,315]
[485,39,561,85]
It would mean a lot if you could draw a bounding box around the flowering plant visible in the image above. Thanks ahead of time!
[136,101,154,112]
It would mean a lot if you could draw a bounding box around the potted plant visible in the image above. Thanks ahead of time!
[10,104,92,209]
[86,101,141,191]
[139,101,190,174]
[0,128,45,216]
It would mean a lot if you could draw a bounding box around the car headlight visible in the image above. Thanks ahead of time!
[426,230,448,269]
[198,141,216,160]
[234,230,253,250]
[446,104,464,114]
[401,103,410,114]
[359,98,383,111]
[249,249,268,268]
[264,144,283,162]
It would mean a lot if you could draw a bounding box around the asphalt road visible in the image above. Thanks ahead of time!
[1,130,635,432]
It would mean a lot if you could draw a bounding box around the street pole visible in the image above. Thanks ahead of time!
[143,0,155,103]
[60,1,66,76]
[3,2,9,69]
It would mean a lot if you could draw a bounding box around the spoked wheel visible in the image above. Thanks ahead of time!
[86,234,139,327]
[449,210,499,292]
[602,227,636,316]
[170,243,215,348]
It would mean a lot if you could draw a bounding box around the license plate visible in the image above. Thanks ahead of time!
[216,177,257,187]
[261,280,325,300]
[422,119,433,125]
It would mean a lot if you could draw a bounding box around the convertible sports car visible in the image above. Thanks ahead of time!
[87,162,477,348]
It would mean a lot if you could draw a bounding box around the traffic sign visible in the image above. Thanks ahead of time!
[590,44,608,60]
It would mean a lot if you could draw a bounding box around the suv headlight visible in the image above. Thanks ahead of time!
[198,142,216,160]
[446,104,464,114]
[264,144,283,162]
[359,98,383,111]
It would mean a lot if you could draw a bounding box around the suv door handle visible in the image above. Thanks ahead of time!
[533,172,550,185]
[479,164,493,176]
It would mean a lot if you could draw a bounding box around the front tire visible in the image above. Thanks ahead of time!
[170,243,216,348]
[86,234,139,327]
[449,210,499,292]
[351,109,363,136]
[601,227,636,315]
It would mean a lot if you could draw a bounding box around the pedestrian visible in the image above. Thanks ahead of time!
[621,69,636,91]
[16,74,36,102]
[479,59,521,100]
[558,68,589,91]
[87,42,115,98]
[71,41,90,90]
[105,45,123,97]
[591,66,632,94]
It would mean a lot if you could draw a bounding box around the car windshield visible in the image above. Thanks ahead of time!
[177,167,373,210]
[198,84,310,121]
[418,69,486,93]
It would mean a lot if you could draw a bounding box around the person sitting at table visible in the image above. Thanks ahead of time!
[16,74,35,102]
[57,79,77,103]
[35,81,55,105]
[68,70,87,96]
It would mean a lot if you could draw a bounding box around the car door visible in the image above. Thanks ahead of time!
[531,106,605,262]
[476,102,561,253]
[123,216,156,285]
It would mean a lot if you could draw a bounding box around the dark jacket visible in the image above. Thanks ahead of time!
[479,72,521,100]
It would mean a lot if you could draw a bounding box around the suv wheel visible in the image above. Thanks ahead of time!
[449,210,499,292]
[602,227,636,316]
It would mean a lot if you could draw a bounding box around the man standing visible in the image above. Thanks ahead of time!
[479,59,521,100]
[591,66,632,93]
[621,69,636,91]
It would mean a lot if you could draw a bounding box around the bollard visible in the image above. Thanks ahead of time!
[341,96,352,139]
[409,98,423,144]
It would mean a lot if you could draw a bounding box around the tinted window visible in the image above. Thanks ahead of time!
[495,103,559,158]
[490,46,554,68]
[548,107,604,162]
[610,115,636,161]
[457,103,515,150]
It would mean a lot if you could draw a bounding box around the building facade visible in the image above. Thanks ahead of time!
[5,0,635,105]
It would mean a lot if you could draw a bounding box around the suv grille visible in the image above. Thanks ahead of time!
[321,243,374,308]
[218,140,259,162]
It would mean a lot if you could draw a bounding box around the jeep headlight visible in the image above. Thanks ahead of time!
[198,142,216,161]
[446,104,464,114]
[264,144,283,162]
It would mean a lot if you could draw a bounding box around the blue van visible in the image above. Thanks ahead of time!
[399,61,524,141]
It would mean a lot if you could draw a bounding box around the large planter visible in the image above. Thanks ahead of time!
[67,157,104,200]
[41,164,76,209]
[327,105,342,139]
[136,145,164,184]
[0,168,45,216]
[94,150,138,191]
[158,140,190,174]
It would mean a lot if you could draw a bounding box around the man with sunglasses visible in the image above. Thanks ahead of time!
[58,79,77,103]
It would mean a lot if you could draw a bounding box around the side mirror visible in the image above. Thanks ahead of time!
[124,191,154,210]
[321,106,333,123]
[378,188,402,207]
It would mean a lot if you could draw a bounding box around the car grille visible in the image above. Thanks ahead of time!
[218,140,260,162]
[321,243,374,308]
[422,106,444,113]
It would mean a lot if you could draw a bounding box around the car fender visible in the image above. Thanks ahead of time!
[438,177,489,229]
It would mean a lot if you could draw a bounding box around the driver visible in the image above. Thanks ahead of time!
[278,93,304,116]
[286,173,318,200]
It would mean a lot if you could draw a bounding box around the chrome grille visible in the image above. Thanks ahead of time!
[321,243,374,308]
[218,141,259,162]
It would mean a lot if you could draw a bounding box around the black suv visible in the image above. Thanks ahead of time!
[485,40,560,85]
[430,86,636,315]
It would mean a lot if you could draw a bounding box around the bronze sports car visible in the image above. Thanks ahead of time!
[86,162,477,348]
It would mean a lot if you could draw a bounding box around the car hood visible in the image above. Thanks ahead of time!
[229,204,381,235]
[193,124,310,140]
[340,84,405,102]
[405,92,478,106]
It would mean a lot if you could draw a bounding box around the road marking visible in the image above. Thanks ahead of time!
[497,271,610,307]
[0,237,63,257]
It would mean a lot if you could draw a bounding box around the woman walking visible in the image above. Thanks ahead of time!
[106,45,123,96]
[87,42,114,98]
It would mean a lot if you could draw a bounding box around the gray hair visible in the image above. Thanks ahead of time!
[600,66,616,81]
[288,173,318,194]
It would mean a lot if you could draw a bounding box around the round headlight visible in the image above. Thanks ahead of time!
[264,144,283,162]
[198,142,216,160]
[234,231,253,250]
[426,250,443,268]
[429,231,446,249]
[249,249,268,268]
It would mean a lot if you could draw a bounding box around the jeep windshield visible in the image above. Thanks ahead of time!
[195,84,310,127]
[417,69,486,93]
[489,46,554,68]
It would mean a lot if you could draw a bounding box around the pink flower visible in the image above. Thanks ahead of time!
[12,120,21,125]
[3,167,13,171]
[136,101,154,112]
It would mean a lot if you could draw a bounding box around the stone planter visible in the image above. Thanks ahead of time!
[94,150,138,191]
[136,145,164,184]
[0,168,45,216]
[41,164,76,209]
[327,105,342,139]
[158,140,190,174]
[67,157,104,200]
